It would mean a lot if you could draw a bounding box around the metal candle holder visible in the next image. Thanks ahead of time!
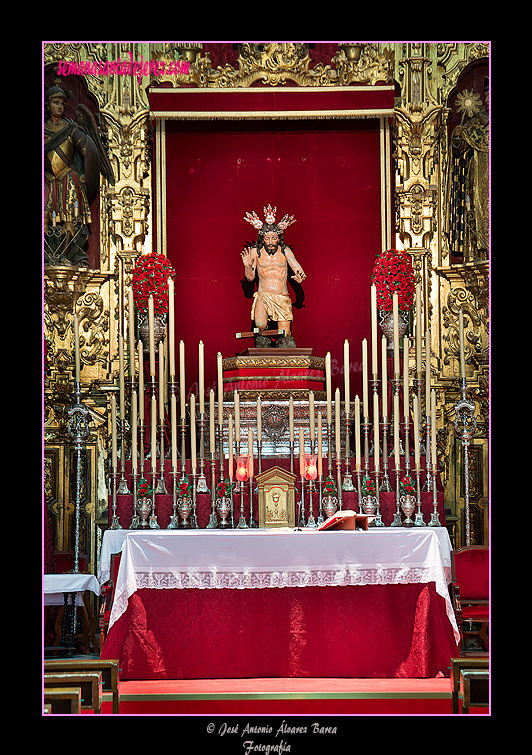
[156,420,168,494]
[206,453,218,528]
[428,463,442,527]
[237,479,248,528]
[130,469,140,528]
[248,476,257,527]
[413,466,425,527]
[118,419,130,494]
[380,418,393,491]
[167,471,180,528]
[390,461,402,527]
[67,382,93,562]
[342,413,355,491]
[454,377,476,545]
[317,474,324,525]
[196,414,209,494]
[149,470,160,529]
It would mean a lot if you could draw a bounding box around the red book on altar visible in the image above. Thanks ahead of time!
[318,510,372,531]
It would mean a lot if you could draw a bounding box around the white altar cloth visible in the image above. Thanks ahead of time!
[43,573,100,606]
[101,528,458,640]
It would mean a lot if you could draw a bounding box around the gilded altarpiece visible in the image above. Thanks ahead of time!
[43,42,489,581]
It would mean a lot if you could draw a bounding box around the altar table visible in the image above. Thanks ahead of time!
[100,528,459,680]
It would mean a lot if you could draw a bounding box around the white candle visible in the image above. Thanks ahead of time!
[171,393,177,472]
[362,339,369,420]
[217,352,223,426]
[248,428,254,478]
[198,340,205,414]
[335,388,341,454]
[309,391,315,442]
[403,336,409,419]
[74,314,80,383]
[326,352,332,424]
[289,396,294,442]
[234,390,240,447]
[168,277,175,379]
[394,392,400,468]
[257,396,262,443]
[111,394,117,470]
[416,285,422,377]
[179,341,186,420]
[413,396,420,469]
[119,335,125,418]
[128,287,136,380]
[158,342,164,421]
[131,390,138,472]
[459,310,466,379]
[190,395,196,471]
[138,342,144,422]
[228,414,234,480]
[393,293,400,377]
[343,340,350,415]
[151,394,157,472]
[209,389,215,453]
[317,411,323,476]
[381,336,387,420]
[354,395,361,470]
[148,295,156,378]
[373,391,380,471]
[431,389,437,472]
[371,285,378,376]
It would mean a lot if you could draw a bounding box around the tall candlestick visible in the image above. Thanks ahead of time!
[326,352,332,424]
[459,310,466,379]
[137,342,144,422]
[74,314,80,383]
[317,411,323,476]
[431,389,437,467]
[393,293,400,377]
[373,391,380,471]
[425,330,431,400]
[299,427,304,476]
[118,335,125,418]
[131,391,138,472]
[234,390,240,447]
[148,296,156,378]
[416,285,422,376]
[309,391,315,442]
[217,352,223,426]
[158,342,165,421]
[190,395,196,471]
[362,339,369,420]
[343,340,350,414]
[111,394,117,470]
[354,396,361,470]
[179,341,186,420]
[168,277,175,378]
[335,388,341,453]
[381,336,388,420]
[403,336,410,419]
[171,393,177,472]
[228,414,234,479]
[209,390,215,453]
[128,287,136,380]
[413,396,420,469]
[371,285,378,376]
[257,396,262,443]
[289,396,294,442]
[248,428,254,478]
[198,340,205,414]
[151,395,157,472]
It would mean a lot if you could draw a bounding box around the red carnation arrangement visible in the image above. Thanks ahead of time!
[400,474,416,496]
[216,478,234,498]
[137,477,153,498]
[371,248,415,312]
[361,476,376,496]
[178,475,192,498]
[132,252,176,317]
[322,477,337,496]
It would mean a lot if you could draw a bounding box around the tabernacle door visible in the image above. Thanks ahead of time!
[256,466,297,529]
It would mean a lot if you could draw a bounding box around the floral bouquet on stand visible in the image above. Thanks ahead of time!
[216,478,234,499]
[178,475,193,500]
[132,252,176,352]
[371,248,416,353]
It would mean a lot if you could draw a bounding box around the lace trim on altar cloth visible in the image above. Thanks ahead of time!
[110,566,459,641]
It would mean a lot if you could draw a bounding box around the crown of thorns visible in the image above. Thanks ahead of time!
[244,204,297,232]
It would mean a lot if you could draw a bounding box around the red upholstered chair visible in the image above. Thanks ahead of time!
[99,552,122,651]
[451,546,489,655]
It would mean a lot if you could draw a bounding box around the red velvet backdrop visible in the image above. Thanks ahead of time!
[158,116,387,404]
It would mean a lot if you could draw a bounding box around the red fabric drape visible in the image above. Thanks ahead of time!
[101,583,458,680]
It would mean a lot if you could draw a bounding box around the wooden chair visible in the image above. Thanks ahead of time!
[44,672,102,714]
[43,687,82,714]
[44,659,120,714]
[451,545,489,655]
[460,669,489,713]
[99,552,121,650]
[450,657,489,713]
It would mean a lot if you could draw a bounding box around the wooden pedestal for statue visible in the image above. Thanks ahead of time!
[222,348,326,401]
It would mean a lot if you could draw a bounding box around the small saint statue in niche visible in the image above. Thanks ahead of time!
[241,204,306,348]
[44,85,115,268]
